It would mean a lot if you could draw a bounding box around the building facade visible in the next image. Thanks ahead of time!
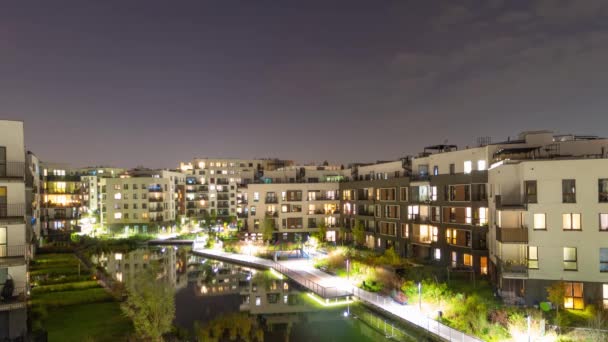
[0,120,29,340]
[40,162,83,237]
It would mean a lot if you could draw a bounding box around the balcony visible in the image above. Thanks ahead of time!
[148,186,163,193]
[217,203,230,209]
[496,227,528,243]
[0,203,25,222]
[150,215,164,222]
[265,212,278,217]
[495,195,527,211]
[149,206,164,212]
[498,259,528,278]
[412,235,432,244]
[0,245,28,265]
[265,197,278,204]
[198,186,209,192]
[148,197,163,202]
[311,196,338,201]
[0,286,27,312]
[217,195,230,201]
[0,162,25,179]
[410,174,431,182]
[408,214,429,224]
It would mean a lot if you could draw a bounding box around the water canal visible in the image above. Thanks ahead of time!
[94,245,425,341]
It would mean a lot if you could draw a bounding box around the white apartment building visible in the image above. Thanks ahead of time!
[180,158,293,223]
[245,182,341,242]
[0,120,29,339]
[490,157,608,307]
[103,171,180,235]
[72,167,125,216]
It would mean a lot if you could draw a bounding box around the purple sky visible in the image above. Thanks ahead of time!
[2,1,608,168]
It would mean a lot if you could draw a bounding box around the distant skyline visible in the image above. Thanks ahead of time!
[3,1,608,168]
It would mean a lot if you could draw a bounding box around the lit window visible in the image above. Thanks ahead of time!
[601,214,608,231]
[253,192,259,202]
[564,282,584,310]
[114,193,122,200]
[255,296,261,306]
[603,284,608,309]
[434,248,441,260]
[114,212,122,219]
[534,213,546,230]
[465,207,472,224]
[528,246,538,269]
[115,253,123,260]
[477,160,487,171]
[563,213,581,230]
[464,161,472,174]
[563,247,578,270]
[463,253,473,267]
[480,257,488,275]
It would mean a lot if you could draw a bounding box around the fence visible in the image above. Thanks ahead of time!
[351,287,482,342]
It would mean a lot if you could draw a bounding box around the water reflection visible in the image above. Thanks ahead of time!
[96,247,415,341]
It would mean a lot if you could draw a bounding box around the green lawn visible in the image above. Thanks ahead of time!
[31,252,134,341]
[43,302,133,342]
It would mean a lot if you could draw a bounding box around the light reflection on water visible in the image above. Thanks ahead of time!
[96,246,418,342]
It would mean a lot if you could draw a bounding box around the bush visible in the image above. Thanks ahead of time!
[32,281,100,294]
[31,288,114,307]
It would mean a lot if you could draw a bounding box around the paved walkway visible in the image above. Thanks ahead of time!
[192,248,482,342]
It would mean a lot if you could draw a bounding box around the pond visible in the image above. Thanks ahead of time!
[95,246,422,341]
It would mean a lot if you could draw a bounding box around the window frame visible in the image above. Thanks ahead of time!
[563,247,578,271]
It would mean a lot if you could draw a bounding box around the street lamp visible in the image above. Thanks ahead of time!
[418,282,422,311]
[346,259,350,281]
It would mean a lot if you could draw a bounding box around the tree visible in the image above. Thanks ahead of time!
[315,221,327,242]
[546,281,565,313]
[262,217,275,243]
[121,266,175,341]
[352,220,365,246]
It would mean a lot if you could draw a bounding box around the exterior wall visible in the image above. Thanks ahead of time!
[340,177,410,256]
[40,163,83,235]
[104,177,176,234]
[490,158,608,306]
[355,160,405,180]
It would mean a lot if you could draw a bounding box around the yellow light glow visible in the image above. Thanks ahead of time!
[306,293,353,307]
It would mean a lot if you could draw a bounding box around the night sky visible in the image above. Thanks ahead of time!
[2,1,608,168]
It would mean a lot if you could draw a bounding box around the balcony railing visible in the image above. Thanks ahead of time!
[265,198,278,204]
[148,186,163,192]
[148,197,163,202]
[148,206,164,212]
[495,195,527,210]
[0,203,25,220]
[410,174,431,182]
[0,161,25,179]
[412,235,432,244]
[0,244,27,259]
[498,259,528,278]
[356,210,374,217]
[408,214,429,224]
[496,227,528,243]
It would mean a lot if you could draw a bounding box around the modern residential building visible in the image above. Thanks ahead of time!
[0,120,29,340]
[487,132,608,307]
[340,160,411,256]
[244,166,348,241]
[40,162,83,237]
[179,158,293,224]
[102,169,184,234]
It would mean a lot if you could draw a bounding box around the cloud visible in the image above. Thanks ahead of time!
[534,0,608,23]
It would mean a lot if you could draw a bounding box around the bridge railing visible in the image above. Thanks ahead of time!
[351,287,482,342]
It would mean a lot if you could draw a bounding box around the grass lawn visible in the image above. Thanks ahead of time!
[31,287,113,307]
[43,302,133,342]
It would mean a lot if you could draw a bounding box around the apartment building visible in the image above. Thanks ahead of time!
[72,167,125,217]
[488,132,608,307]
[340,160,410,255]
[103,169,184,234]
[180,158,293,223]
[40,162,83,237]
[245,179,342,242]
[0,120,29,340]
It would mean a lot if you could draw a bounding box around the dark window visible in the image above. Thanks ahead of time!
[562,179,576,203]
[449,163,455,175]
[433,166,439,176]
[600,179,608,203]
[524,180,537,203]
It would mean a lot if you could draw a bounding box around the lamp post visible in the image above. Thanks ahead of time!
[346,259,350,281]
[418,282,422,311]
